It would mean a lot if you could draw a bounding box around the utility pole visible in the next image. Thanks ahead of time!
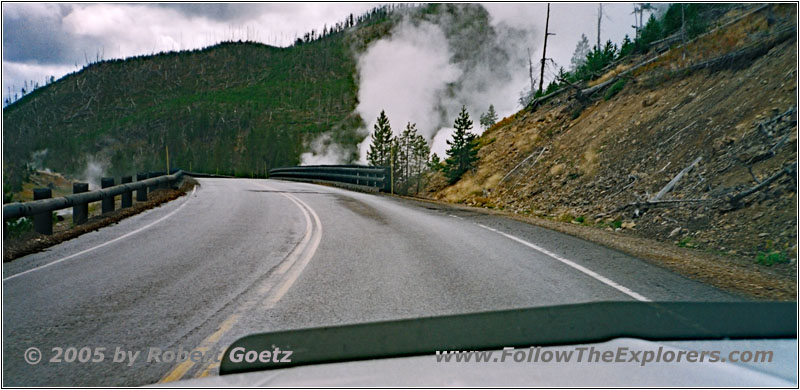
[597,3,603,50]
[639,4,644,35]
[538,3,553,94]
[528,48,536,96]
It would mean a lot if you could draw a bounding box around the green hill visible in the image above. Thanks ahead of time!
[2,7,394,192]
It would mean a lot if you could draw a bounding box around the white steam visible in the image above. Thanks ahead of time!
[355,20,461,162]
[81,158,107,190]
[354,7,536,162]
[29,149,52,173]
[300,133,349,165]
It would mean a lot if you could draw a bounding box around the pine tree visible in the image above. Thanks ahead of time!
[367,110,393,166]
[444,105,479,184]
[394,122,415,189]
[618,34,634,59]
[479,104,498,130]
[429,153,444,172]
[570,33,591,71]
[412,133,430,194]
[391,122,430,194]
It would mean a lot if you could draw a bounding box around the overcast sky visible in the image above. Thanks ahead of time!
[2,2,652,103]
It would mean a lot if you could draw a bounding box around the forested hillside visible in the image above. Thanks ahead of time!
[2,6,395,193]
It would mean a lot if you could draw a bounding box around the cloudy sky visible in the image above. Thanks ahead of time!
[2,2,652,103]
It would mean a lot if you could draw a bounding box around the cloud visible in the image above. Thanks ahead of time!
[2,3,75,63]
[2,61,74,100]
[153,4,291,22]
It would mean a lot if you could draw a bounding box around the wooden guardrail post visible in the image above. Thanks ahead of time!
[33,188,53,235]
[72,183,89,225]
[101,177,115,214]
[136,173,148,201]
[121,176,133,208]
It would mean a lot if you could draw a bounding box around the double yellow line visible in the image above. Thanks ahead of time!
[159,182,323,383]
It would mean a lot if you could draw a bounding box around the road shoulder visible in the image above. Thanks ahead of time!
[389,193,795,300]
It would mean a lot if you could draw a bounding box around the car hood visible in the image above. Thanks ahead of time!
[159,337,797,387]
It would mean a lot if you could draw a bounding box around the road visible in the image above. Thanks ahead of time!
[2,178,738,386]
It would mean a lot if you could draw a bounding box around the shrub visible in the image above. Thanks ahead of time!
[604,79,627,100]
[755,251,789,266]
[677,237,692,247]
[5,217,32,238]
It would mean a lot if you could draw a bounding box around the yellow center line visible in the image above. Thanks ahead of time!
[159,314,240,383]
[196,359,223,378]
[265,192,323,308]
[158,181,323,383]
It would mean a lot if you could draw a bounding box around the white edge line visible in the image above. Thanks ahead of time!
[475,223,650,302]
[3,186,197,282]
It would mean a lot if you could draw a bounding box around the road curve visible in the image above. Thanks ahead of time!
[2,178,737,386]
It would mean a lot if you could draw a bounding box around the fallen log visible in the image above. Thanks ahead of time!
[650,157,703,202]
[513,148,549,188]
[659,121,697,148]
[614,199,710,213]
[728,162,797,205]
[499,147,546,185]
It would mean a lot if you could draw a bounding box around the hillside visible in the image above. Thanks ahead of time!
[3,3,512,200]
[427,5,797,294]
[2,7,397,194]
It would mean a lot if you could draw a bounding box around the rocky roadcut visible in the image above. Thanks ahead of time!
[425,5,797,300]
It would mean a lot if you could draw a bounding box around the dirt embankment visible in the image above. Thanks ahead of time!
[426,6,797,300]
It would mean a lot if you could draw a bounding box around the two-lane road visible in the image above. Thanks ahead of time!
[2,178,737,386]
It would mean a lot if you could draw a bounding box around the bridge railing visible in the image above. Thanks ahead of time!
[269,165,390,192]
[3,170,184,235]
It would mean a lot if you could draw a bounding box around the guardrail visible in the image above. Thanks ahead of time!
[269,165,390,192]
[3,170,185,235]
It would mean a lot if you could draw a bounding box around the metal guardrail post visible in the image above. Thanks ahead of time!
[33,188,53,235]
[73,183,89,225]
[3,171,184,223]
[136,173,148,201]
[121,176,133,208]
[158,171,168,189]
[101,177,115,214]
[148,172,158,192]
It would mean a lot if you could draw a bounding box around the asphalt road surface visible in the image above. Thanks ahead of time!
[2,178,738,386]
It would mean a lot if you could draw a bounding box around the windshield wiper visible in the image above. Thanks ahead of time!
[220,301,796,375]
